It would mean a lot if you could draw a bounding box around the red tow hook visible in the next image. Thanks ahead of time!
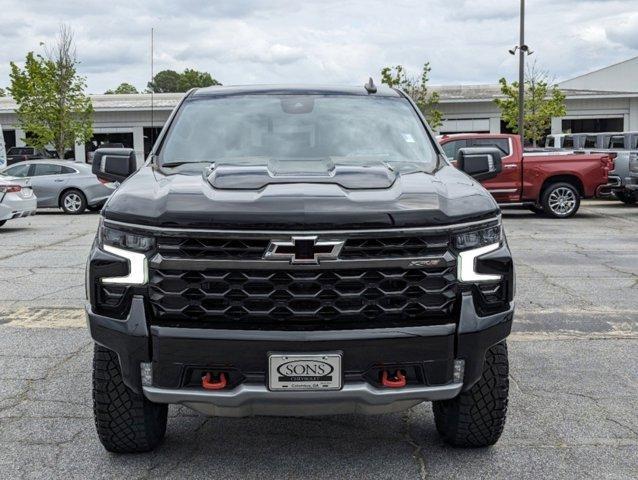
[381,370,407,388]
[202,372,227,390]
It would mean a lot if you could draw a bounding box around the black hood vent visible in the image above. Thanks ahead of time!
[206,158,398,190]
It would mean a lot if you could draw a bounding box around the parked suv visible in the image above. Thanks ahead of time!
[87,85,515,453]
[6,146,55,165]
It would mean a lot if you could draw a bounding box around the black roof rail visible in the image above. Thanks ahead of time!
[364,77,377,94]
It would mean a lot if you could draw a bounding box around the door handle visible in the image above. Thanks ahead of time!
[503,164,517,169]
[54,179,65,182]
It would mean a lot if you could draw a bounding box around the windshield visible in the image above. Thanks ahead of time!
[159,94,438,171]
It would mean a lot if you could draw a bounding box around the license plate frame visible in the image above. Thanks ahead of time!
[268,353,342,391]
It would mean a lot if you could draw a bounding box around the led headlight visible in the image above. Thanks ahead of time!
[100,224,155,252]
[98,222,153,285]
[455,224,503,283]
[454,225,501,251]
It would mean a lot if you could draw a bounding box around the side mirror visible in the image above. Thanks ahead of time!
[457,147,502,181]
[92,148,137,183]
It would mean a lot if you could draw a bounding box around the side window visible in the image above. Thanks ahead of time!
[441,140,467,160]
[563,136,574,148]
[471,138,510,156]
[584,136,597,148]
[3,163,31,177]
[59,166,76,174]
[8,147,32,156]
[33,163,63,176]
[608,136,625,149]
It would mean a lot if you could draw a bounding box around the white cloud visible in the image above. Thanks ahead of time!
[606,12,638,49]
[0,0,637,93]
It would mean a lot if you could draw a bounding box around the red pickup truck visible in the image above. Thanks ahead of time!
[439,134,613,218]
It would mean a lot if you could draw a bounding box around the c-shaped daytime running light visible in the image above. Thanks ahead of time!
[102,245,149,285]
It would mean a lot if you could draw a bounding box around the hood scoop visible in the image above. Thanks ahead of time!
[206,158,398,190]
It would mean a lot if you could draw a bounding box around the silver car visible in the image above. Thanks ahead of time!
[0,160,116,214]
[0,176,37,228]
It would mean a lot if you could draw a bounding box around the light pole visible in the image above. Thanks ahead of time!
[509,0,532,146]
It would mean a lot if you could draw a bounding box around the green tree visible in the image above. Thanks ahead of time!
[178,69,220,90]
[147,68,221,93]
[494,64,566,146]
[0,87,5,97]
[9,25,92,158]
[380,63,442,129]
[105,82,139,94]
[147,69,181,93]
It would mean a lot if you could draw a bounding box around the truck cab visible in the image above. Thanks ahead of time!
[86,84,515,453]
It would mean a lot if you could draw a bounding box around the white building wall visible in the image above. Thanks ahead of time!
[629,98,638,131]
[550,97,632,133]
[437,101,501,133]
[559,57,638,92]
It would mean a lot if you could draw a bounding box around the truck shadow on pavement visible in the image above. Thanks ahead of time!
[105,407,452,479]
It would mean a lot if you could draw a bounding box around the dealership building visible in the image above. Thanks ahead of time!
[2,56,638,162]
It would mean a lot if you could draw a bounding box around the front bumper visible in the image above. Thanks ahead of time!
[86,293,513,417]
[143,380,463,417]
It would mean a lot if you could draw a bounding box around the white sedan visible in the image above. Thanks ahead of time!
[0,177,37,228]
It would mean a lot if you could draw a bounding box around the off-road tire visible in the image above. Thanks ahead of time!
[432,341,509,448]
[541,182,580,218]
[92,344,168,453]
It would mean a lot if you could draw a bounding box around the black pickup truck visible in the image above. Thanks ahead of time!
[87,84,515,453]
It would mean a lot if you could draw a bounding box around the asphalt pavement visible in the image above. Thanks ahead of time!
[0,201,636,479]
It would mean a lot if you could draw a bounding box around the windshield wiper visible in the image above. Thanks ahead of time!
[161,160,214,168]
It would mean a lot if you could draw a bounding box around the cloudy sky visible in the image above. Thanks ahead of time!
[1,0,638,94]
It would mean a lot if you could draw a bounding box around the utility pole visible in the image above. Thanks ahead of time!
[518,0,525,146]
[150,28,155,150]
[509,1,531,145]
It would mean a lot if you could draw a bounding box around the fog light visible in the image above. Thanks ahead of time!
[140,362,153,386]
[453,359,465,383]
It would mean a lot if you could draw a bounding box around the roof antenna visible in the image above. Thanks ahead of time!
[150,27,155,155]
[364,77,377,94]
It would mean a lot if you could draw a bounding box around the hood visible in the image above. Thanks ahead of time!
[207,158,398,190]
[102,163,499,230]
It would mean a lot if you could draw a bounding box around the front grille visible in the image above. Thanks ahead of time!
[158,237,270,260]
[156,234,451,261]
[341,235,449,259]
[149,267,458,330]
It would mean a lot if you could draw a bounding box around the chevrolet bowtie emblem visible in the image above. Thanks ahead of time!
[264,236,344,264]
